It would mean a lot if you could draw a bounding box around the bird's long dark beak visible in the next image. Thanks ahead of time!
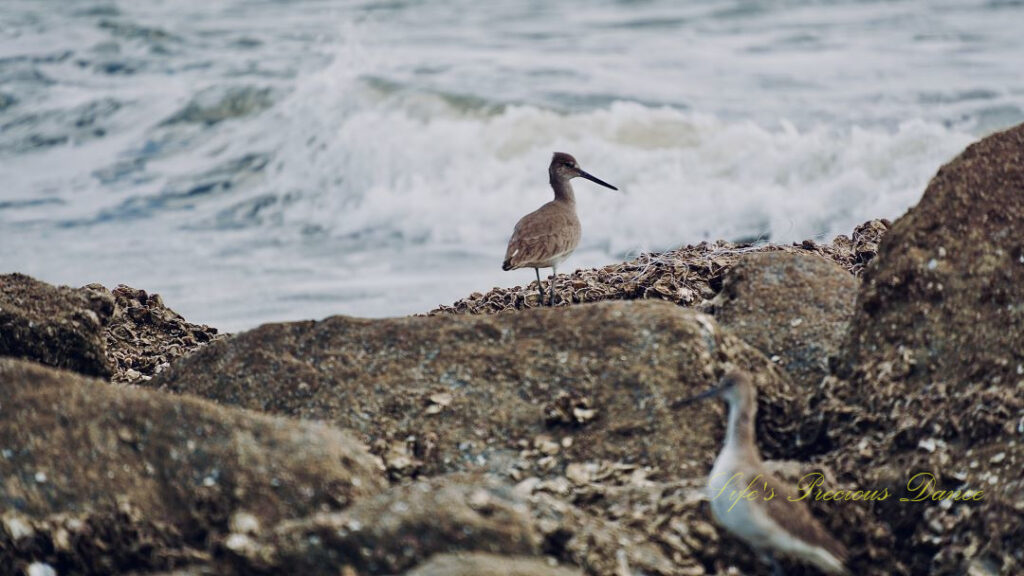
[578,169,618,191]
[676,385,722,406]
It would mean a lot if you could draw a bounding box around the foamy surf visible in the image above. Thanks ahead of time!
[260,75,976,257]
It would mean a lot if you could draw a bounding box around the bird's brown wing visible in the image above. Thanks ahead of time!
[761,471,849,570]
[503,204,580,270]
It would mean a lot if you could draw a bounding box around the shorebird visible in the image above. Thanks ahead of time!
[679,371,849,576]
[502,152,617,306]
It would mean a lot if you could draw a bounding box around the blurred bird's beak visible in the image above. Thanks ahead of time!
[578,169,618,191]
[677,384,722,406]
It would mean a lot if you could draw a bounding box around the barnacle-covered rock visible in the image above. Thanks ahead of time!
[711,252,857,389]
[0,359,386,575]
[154,301,805,476]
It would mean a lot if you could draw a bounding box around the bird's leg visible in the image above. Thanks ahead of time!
[534,268,544,305]
[770,555,785,576]
[549,265,557,306]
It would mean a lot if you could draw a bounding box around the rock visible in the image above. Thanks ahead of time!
[0,359,386,575]
[402,553,583,576]
[530,460,890,576]
[850,219,891,271]
[431,220,884,316]
[0,274,220,383]
[0,273,114,377]
[711,252,857,389]
[100,284,221,384]
[154,301,808,477]
[826,123,1024,574]
[529,491,690,576]
[233,475,539,575]
[839,123,1024,441]
[230,472,690,576]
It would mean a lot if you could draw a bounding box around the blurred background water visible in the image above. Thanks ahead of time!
[2,0,1023,330]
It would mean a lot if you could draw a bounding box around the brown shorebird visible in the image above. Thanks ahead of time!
[502,152,617,306]
[680,371,849,576]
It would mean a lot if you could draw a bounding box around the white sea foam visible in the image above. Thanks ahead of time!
[260,60,976,258]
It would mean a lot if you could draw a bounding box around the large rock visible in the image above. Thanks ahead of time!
[711,252,857,388]
[0,273,115,377]
[232,475,539,575]
[839,122,1024,440]
[0,359,386,575]
[153,301,813,478]
[826,124,1024,574]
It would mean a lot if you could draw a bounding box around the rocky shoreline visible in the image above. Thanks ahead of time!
[2,124,1022,575]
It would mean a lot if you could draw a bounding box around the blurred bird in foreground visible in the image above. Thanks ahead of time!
[679,371,849,575]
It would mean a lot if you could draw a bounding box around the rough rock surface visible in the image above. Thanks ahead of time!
[231,475,539,575]
[98,284,221,385]
[520,459,893,576]
[825,123,1024,575]
[839,122,1024,442]
[711,252,858,389]
[527,488,694,576]
[0,359,386,576]
[228,472,696,576]
[431,220,888,316]
[0,273,115,377]
[153,301,816,480]
[0,274,219,383]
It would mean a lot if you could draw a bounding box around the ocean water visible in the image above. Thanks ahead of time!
[2,0,1022,331]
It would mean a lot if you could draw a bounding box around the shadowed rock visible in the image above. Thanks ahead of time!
[153,301,812,479]
[0,273,115,377]
[711,252,857,389]
[0,359,386,576]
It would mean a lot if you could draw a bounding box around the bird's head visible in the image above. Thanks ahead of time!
[549,152,618,190]
[678,370,756,408]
